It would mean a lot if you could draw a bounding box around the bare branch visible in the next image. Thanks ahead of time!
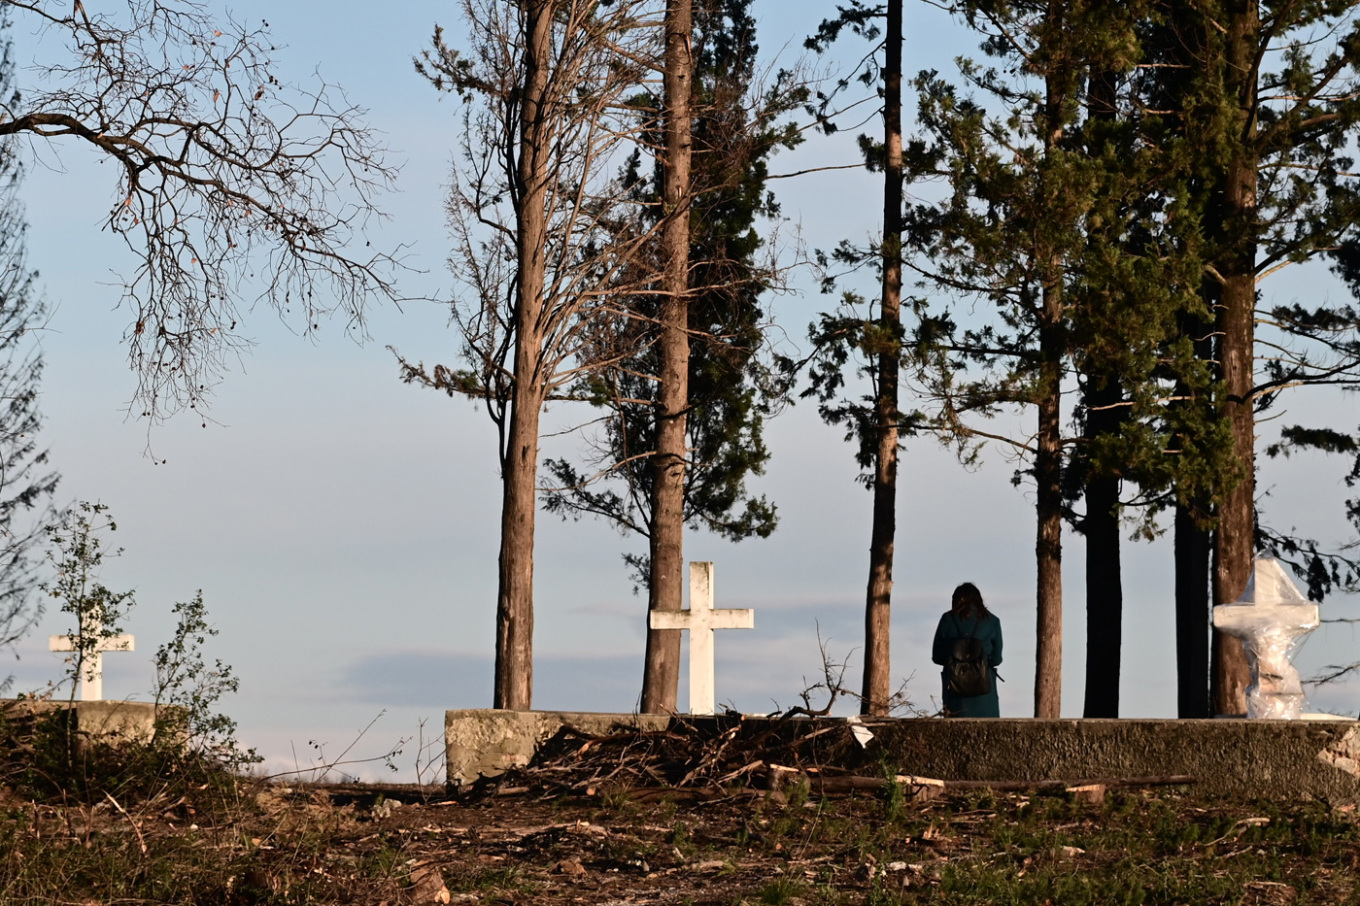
[2,0,400,419]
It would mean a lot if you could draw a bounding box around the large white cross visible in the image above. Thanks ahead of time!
[49,619,135,702]
[649,561,753,715]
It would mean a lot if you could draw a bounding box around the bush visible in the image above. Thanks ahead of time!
[2,502,258,811]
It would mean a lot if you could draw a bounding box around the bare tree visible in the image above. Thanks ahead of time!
[0,0,398,419]
[0,7,58,663]
[402,0,662,709]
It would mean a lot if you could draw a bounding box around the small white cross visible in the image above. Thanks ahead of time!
[650,561,753,715]
[49,618,135,702]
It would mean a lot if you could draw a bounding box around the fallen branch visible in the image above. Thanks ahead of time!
[941,775,1197,792]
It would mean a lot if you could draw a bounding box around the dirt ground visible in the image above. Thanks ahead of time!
[223,779,1360,906]
[6,714,1360,904]
[7,771,1360,904]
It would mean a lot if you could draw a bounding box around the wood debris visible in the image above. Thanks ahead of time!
[456,716,1196,803]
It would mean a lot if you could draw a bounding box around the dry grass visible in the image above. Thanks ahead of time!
[4,730,1360,906]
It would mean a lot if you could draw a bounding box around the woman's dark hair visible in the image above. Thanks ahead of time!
[951,582,990,619]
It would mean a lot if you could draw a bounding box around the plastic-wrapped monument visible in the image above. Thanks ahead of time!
[1212,558,1320,719]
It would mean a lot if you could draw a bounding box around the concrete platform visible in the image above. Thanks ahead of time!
[446,709,670,784]
[446,710,1360,801]
[2,698,164,745]
[869,717,1360,800]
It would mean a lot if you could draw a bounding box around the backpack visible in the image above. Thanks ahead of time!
[945,614,992,698]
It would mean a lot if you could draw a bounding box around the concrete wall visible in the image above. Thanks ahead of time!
[446,710,670,784]
[446,710,1360,801]
[866,718,1360,801]
[2,698,162,745]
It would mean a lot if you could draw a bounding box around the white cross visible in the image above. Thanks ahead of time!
[1213,557,1319,719]
[649,561,753,715]
[49,619,135,702]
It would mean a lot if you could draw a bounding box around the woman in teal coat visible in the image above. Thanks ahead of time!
[931,583,1003,717]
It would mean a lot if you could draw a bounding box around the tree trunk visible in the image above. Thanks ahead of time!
[1035,337,1064,718]
[494,382,543,710]
[1079,64,1121,720]
[1172,290,1216,719]
[493,0,554,711]
[860,0,903,718]
[1174,499,1211,718]
[1082,380,1122,718]
[641,0,694,714]
[1033,11,1068,720]
[1210,0,1258,717]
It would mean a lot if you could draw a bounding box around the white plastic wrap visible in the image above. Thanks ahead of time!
[1212,558,1320,720]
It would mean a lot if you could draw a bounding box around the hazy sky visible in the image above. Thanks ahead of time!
[4,1,1359,781]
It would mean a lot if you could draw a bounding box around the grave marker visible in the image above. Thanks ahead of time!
[49,618,135,702]
[1213,557,1319,719]
[649,561,753,715]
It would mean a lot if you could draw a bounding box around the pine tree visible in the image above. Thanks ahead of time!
[544,0,794,551]
[1059,10,1228,717]
[1069,64,1126,719]
[1139,0,1360,714]
[1083,3,1233,718]
[903,0,1232,717]
[902,0,1123,717]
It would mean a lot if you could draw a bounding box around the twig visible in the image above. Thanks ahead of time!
[105,792,147,855]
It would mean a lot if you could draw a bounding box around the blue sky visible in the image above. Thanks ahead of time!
[4,1,1359,781]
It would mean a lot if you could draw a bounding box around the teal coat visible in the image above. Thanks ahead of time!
[931,611,1003,717]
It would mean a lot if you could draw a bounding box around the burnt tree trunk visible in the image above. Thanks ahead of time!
[641,0,695,714]
[861,0,904,717]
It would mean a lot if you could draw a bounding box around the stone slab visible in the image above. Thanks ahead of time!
[2,698,162,744]
[446,710,1360,801]
[446,709,671,785]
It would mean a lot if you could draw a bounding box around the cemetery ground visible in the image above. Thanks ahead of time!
[5,724,1360,906]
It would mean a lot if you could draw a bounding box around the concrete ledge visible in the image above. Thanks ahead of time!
[446,709,670,784]
[2,698,163,745]
[445,710,1360,801]
[866,718,1360,801]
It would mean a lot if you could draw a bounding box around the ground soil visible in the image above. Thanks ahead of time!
[6,715,1360,904]
[210,779,1360,905]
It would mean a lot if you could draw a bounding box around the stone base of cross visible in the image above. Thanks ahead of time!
[650,561,753,716]
[49,629,135,702]
[1213,557,1319,719]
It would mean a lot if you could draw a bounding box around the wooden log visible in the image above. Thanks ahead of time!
[801,773,944,801]
[1066,783,1107,804]
[942,775,1196,792]
[805,774,1194,797]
